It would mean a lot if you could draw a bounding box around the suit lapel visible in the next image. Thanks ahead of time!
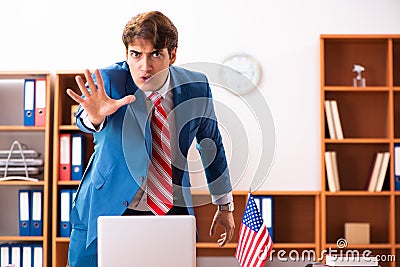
[171,68,192,155]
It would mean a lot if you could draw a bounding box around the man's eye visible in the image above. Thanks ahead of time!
[152,51,161,58]
[131,52,141,58]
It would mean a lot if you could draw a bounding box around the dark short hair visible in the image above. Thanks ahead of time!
[122,11,178,55]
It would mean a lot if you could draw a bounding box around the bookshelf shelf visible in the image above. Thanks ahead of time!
[324,191,392,196]
[57,180,80,186]
[324,138,390,144]
[59,125,79,131]
[0,126,46,131]
[324,86,391,91]
[0,236,44,242]
[0,72,51,266]
[321,35,399,267]
[0,181,46,186]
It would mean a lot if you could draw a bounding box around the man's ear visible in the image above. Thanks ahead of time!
[169,47,177,65]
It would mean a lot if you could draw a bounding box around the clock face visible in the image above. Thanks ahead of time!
[221,54,262,95]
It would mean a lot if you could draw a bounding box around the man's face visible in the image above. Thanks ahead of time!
[126,38,176,91]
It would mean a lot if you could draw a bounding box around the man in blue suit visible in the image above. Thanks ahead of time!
[66,11,235,266]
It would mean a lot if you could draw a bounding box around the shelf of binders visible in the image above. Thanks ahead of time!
[193,190,320,257]
[52,71,94,267]
[0,71,51,267]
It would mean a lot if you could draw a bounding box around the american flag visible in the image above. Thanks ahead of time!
[235,193,273,267]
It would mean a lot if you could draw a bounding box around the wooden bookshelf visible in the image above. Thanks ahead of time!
[0,71,51,266]
[321,34,400,267]
[51,71,94,267]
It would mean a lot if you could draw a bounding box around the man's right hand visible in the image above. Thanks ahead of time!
[66,69,135,127]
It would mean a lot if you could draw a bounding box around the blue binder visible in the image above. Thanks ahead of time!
[21,244,33,267]
[18,190,31,236]
[0,244,10,266]
[30,190,43,236]
[10,244,21,267]
[395,144,400,191]
[59,189,72,237]
[24,79,35,126]
[71,134,85,180]
[32,244,43,267]
[254,195,274,241]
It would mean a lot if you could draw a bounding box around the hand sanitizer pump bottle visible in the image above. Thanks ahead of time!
[352,64,366,87]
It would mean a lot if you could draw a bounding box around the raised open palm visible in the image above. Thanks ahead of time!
[66,69,135,126]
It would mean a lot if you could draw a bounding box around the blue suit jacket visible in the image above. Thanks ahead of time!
[70,61,232,250]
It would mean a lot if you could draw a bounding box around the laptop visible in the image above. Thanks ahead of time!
[97,215,196,267]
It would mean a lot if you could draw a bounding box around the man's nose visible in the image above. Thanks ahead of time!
[141,56,152,71]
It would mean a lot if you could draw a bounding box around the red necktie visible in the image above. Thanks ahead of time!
[147,92,173,215]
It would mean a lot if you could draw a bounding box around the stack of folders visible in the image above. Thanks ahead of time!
[253,195,273,241]
[367,152,390,192]
[324,100,344,140]
[0,243,42,267]
[59,189,77,237]
[325,151,340,192]
[0,142,43,181]
[23,78,47,127]
[59,133,85,181]
[325,254,378,266]
[18,190,43,236]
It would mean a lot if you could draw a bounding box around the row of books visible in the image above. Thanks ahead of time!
[59,133,85,181]
[23,79,47,127]
[325,100,343,140]
[325,151,390,192]
[18,190,43,236]
[0,243,42,267]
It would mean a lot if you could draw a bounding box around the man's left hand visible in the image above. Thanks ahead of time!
[209,210,235,247]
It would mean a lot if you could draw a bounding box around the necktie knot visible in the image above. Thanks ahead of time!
[149,92,162,106]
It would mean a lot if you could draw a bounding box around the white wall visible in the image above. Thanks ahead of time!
[1,0,400,192]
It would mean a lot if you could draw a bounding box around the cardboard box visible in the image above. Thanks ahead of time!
[71,105,79,125]
[344,222,370,244]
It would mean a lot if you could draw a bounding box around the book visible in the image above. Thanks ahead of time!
[375,152,390,192]
[330,100,344,140]
[331,151,340,191]
[367,152,384,192]
[325,100,337,139]
[325,151,340,192]
[325,151,337,192]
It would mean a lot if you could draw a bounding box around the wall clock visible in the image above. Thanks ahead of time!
[221,53,262,95]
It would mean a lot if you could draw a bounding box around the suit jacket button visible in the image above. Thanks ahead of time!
[122,201,128,207]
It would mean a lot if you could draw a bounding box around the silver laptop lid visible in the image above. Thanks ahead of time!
[98,215,196,267]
